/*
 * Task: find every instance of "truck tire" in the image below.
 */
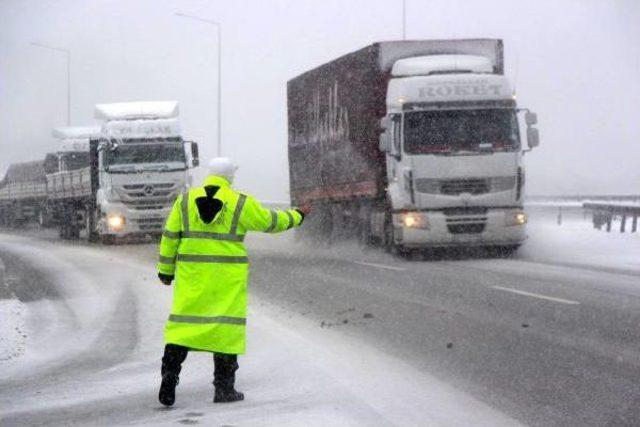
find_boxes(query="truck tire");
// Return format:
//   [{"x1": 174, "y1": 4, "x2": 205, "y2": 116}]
[
  {"x1": 490, "y1": 245, "x2": 520, "y2": 258},
  {"x1": 358, "y1": 222, "x2": 375, "y2": 247},
  {"x1": 85, "y1": 209, "x2": 98, "y2": 242},
  {"x1": 59, "y1": 223, "x2": 70, "y2": 240},
  {"x1": 37, "y1": 210, "x2": 45, "y2": 229},
  {"x1": 383, "y1": 217, "x2": 396, "y2": 254},
  {"x1": 101, "y1": 235, "x2": 115, "y2": 245},
  {"x1": 69, "y1": 225, "x2": 81, "y2": 240},
  {"x1": 384, "y1": 217, "x2": 410, "y2": 258}
]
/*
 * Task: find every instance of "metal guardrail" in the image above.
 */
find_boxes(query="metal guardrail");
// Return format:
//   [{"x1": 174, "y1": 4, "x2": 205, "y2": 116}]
[{"x1": 583, "y1": 202, "x2": 640, "y2": 233}]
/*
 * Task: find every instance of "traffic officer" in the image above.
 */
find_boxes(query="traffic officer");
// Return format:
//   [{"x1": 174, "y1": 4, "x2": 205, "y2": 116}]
[{"x1": 156, "y1": 157, "x2": 309, "y2": 406}]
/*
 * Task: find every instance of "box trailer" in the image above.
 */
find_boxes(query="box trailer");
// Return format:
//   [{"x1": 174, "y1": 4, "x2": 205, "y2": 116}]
[{"x1": 287, "y1": 39, "x2": 539, "y2": 253}]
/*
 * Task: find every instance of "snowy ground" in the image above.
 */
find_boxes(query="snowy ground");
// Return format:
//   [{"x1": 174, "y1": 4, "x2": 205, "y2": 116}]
[
  {"x1": 1, "y1": 209, "x2": 639, "y2": 426},
  {"x1": 0, "y1": 256, "x2": 27, "y2": 362},
  {"x1": 0, "y1": 235, "x2": 516, "y2": 426},
  {"x1": 0, "y1": 300, "x2": 26, "y2": 362}
]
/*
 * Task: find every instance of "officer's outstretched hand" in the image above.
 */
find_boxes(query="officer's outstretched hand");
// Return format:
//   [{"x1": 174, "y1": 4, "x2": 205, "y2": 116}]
[
  {"x1": 158, "y1": 273, "x2": 174, "y2": 286},
  {"x1": 298, "y1": 203, "x2": 312, "y2": 216}
]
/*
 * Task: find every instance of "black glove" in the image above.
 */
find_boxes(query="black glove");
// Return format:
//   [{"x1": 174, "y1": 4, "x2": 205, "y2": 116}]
[{"x1": 158, "y1": 273, "x2": 174, "y2": 286}]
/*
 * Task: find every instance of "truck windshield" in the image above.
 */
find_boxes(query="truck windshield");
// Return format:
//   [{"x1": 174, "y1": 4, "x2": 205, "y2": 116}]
[
  {"x1": 105, "y1": 140, "x2": 186, "y2": 171},
  {"x1": 403, "y1": 109, "x2": 520, "y2": 154}
]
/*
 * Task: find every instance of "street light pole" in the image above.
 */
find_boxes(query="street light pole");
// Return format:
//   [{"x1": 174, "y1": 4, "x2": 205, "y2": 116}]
[
  {"x1": 175, "y1": 12, "x2": 222, "y2": 157},
  {"x1": 31, "y1": 42, "x2": 71, "y2": 126},
  {"x1": 402, "y1": 0, "x2": 407, "y2": 40}
]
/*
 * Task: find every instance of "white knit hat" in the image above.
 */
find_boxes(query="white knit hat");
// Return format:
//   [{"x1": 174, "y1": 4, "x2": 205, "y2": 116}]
[{"x1": 208, "y1": 157, "x2": 238, "y2": 183}]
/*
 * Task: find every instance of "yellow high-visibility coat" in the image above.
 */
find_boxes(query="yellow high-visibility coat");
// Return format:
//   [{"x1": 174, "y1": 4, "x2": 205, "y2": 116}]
[{"x1": 157, "y1": 175, "x2": 303, "y2": 354}]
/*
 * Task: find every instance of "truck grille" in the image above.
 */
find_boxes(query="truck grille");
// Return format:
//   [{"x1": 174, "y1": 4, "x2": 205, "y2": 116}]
[
  {"x1": 445, "y1": 211, "x2": 488, "y2": 235},
  {"x1": 443, "y1": 207, "x2": 488, "y2": 216},
  {"x1": 415, "y1": 177, "x2": 514, "y2": 195},
  {"x1": 133, "y1": 217, "x2": 165, "y2": 231},
  {"x1": 117, "y1": 183, "x2": 178, "y2": 211},
  {"x1": 440, "y1": 179, "x2": 489, "y2": 195},
  {"x1": 447, "y1": 223, "x2": 486, "y2": 234}
]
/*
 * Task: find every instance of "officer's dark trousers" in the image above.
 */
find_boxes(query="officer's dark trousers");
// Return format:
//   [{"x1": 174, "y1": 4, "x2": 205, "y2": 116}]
[{"x1": 161, "y1": 343, "x2": 239, "y2": 391}]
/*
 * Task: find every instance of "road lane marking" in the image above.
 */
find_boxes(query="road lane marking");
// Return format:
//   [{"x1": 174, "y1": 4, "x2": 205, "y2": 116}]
[
  {"x1": 353, "y1": 261, "x2": 405, "y2": 271},
  {"x1": 491, "y1": 286, "x2": 580, "y2": 305}
]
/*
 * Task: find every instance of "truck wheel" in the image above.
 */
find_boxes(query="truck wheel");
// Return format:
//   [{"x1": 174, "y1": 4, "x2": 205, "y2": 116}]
[
  {"x1": 85, "y1": 209, "x2": 98, "y2": 242},
  {"x1": 101, "y1": 235, "x2": 115, "y2": 245},
  {"x1": 69, "y1": 226, "x2": 81, "y2": 240},
  {"x1": 59, "y1": 224, "x2": 70, "y2": 240},
  {"x1": 383, "y1": 218, "x2": 396, "y2": 254},
  {"x1": 384, "y1": 219, "x2": 410, "y2": 258},
  {"x1": 495, "y1": 245, "x2": 520, "y2": 257},
  {"x1": 37, "y1": 210, "x2": 45, "y2": 229},
  {"x1": 358, "y1": 223, "x2": 375, "y2": 247}
]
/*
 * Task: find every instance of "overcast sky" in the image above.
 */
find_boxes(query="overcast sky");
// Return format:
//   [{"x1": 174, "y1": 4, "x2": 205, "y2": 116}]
[{"x1": 1, "y1": 0, "x2": 639, "y2": 199}]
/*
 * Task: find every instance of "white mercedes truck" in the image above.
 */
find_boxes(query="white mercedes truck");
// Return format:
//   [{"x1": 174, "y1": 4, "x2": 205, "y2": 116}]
[
  {"x1": 48, "y1": 101, "x2": 199, "y2": 242},
  {"x1": 288, "y1": 39, "x2": 539, "y2": 254}
]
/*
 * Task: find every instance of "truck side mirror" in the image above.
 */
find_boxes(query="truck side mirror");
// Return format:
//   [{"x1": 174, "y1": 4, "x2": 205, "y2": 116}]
[
  {"x1": 43, "y1": 153, "x2": 59, "y2": 174},
  {"x1": 188, "y1": 141, "x2": 200, "y2": 167},
  {"x1": 379, "y1": 117, "x2": 390, "y2": 131},
  {"x1": 525, "y1": 111, "x2": 538, "y2": 126},
  {"x1": 379, "y1": 132, "x2": 390, "y2": 153},
  {"x1": 527, "y1": 127, "x2": 540, "y2": 149}
]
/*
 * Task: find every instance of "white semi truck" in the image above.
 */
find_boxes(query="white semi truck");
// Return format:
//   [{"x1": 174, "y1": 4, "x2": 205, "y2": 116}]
[
  {"x1": 85, "y1": 101, "x2": 199, "y2": 242},
  {"x1": 288, "y1": 39, "x2": 539, "y2": 254},
  {"x1": 0, "y1": 101, "x2": 200, "y2": 242}
]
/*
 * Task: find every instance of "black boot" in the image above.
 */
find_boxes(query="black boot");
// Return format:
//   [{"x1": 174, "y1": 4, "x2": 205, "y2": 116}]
[
  {"x1": 159, "y1": 344, "x2": 189, "y2": 407},
  {"x1": 213, "y1": 352, "x2": 244, "y2": 403},
  {"x1": 159, "y1": 373, "x2": 179, "y2": 406},
  {"x1": 214, "y1": 388, "x2": 244, "y2": 403}
]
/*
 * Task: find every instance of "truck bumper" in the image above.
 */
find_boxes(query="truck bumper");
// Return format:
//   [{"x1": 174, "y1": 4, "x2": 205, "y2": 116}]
[
  {"x1": 393, "y1": 208, "x2": 527, "y2": 248},
  {"x1": 98, "y1": 205, "x2": 171, "y2": 237}
]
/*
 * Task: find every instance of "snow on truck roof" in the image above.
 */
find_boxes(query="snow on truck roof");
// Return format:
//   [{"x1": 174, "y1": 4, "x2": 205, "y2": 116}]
[
  {"x1": 52, "y1": 126, "x2": 101, "y2": 153},
  {"x1": 392, "y1": 55, "x2": 494, "y2": 77},
  {"x1": 377, "y1": 39, "x2": 503, "y2": 74},
  {"x1": 52, "y1": 126, "x2": 101, "y2": 140},
  {"x1": 94, "y1": 101, "x2": 179, "y2": 120}
]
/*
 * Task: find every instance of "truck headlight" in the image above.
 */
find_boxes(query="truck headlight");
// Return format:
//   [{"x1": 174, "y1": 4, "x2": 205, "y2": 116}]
[
  {"x1": 401, "y1": 212, "x2": 429, "y2": 229},
  {"x1": 107, "y1": 214, "x2": 125, "y2": 231},
  {"x1": 505, "y1": 211, "x2": 527, "y2": 226}
]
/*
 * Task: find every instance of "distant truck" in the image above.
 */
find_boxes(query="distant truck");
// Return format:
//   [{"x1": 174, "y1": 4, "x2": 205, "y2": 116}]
[
  {"x1": 287, "y1": 39, "x2": 539, "y2": 253},
  {"x1": 0, "y1": 101, "x2": 200, "y2": 242},
  {"x1": 52, "y1": 101, "x2": 199, "y2": 241},
  {"x1": 0, "y1": 161, "x2": 48, "y2": 227}
]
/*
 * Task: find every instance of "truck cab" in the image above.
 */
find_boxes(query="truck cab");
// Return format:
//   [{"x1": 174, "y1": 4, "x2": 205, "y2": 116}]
[
  {"x1": 93, "y1": 101, "x2": 199, "y2": 239},
  {"x1": 378, "y1": 54, "x2": 539, "y2": 250}
]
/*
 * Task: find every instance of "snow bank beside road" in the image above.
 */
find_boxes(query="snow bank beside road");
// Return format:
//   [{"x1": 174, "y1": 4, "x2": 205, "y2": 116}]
[{"x1": 523, "y1": 217, "x2": 640, "y2": 274}]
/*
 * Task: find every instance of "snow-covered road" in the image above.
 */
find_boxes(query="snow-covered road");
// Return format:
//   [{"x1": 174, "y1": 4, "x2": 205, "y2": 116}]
[
  {"x1": 2, "y1": 214, "x2": 640, "y2": 426},
  {"x1": 0, "y1": 234, "x2": 517, "y2": 426}
]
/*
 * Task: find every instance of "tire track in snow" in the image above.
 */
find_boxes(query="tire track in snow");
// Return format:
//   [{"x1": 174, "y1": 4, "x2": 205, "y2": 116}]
[{"x1": 0, "y1": 243, "x2": 139, "y2": 400}]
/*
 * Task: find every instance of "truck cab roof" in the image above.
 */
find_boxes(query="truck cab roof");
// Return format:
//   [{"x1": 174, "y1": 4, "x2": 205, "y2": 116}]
[
  {"x1": 392, "y1": 55, "x2": 494, "y2": 77},
  {"x1": 387, "y1": 73, "x2": 514, "y2": 111},
  {"x1": 94, "y1": 101, "x2": 179, "y2": 121}
]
